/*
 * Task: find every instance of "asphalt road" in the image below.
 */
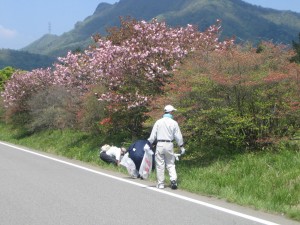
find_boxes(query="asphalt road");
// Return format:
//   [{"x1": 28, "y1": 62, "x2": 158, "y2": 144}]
[{"x1": 0, "y1": 141, "x2": 299, "y2": 225}]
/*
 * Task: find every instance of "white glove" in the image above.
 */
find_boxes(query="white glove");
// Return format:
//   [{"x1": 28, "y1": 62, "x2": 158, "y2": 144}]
[
  {"x1": 144, "y1": 144, "x2": 150, "y2": 151},
  {"x1": 144, "y1": 144, "x2": 153, "y2": 155},
  {"x1": 174, "y1": 153, "x2": 181, "y2": 161},
  {"x1": 180, "y1": 147, "x2": 186, "y2": 155}
]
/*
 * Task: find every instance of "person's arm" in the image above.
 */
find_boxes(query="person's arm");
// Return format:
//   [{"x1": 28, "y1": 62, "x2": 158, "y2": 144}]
[
  {"x1": 148, "y1": 121, "x2": 158, "y2": 144},
  {"x1": 174, "y1": 122, "x2": 184, "y2": 147},
  {"x1": 114, "y1": 147, "x2": 122, "y2": 166},
  {"x1": 174, "y1": 123, "x2": 185, "y2": 155}
]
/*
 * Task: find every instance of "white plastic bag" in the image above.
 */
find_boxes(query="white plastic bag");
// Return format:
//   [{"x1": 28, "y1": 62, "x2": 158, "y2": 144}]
[
  {"x1": 138, "y1": 149, "x2": 153, "y2": 180},
  {"x1": 120, "y1": 153, "x2": 139, "y2": 178}
]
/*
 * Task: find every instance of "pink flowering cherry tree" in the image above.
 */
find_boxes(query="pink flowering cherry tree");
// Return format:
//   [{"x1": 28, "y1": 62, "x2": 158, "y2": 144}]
[{"x1": 1, "y1": 18, "x2": 233, "y2": 134}]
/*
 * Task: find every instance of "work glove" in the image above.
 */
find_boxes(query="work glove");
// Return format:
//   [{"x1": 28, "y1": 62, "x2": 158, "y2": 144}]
[
  {"x1": 144, "y1": 144, "x2": 154, "y2": 155},
  {"x1": 144, "y1": 144, "x2": 150, "y2": 151},
  {"x1": 174, "y1": 153, "x2": 181, "y2": 161},
  {"x1": 180, "y1": 147, "x2": 186, "y2": 155}
]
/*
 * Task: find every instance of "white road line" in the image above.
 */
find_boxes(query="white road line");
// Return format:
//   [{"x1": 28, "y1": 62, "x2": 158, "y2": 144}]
[{"x1": 1, "y1": 141, "x2": 279, "y2": 225}]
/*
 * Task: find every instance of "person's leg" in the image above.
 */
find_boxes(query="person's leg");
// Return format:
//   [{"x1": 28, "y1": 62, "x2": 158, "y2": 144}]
[
  {"x1": 155, "y1": 144, "x2": 165, "y2": 188},
  {"x1": 165, "y1": 156, "x2": 177, "y2": 180},
  {"x1": 130, "y1": 153, "x2": 143, "y2": 171},
  {"x1": 165, "y1": 144, "x2": 177, "y2": 189},
  {"x1": 100, "y1": 152, "x2": 117, "y2": 165}
]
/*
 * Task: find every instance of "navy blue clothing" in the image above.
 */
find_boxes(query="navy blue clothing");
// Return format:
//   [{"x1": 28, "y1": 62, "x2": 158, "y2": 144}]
[{"x1": 127, "y1": 140, "x2": 155, "y2": 171}]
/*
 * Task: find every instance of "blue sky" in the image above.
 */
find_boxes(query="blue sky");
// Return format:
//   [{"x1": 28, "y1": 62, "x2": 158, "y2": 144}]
[{"x1": 1, "y1": 0, "x2": 300, "y2": 50}]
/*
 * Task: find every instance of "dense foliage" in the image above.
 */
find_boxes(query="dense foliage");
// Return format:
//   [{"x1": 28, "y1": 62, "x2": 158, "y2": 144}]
[
  {"x1": 0, "y1": 66, "x2": 16, "y2": 119},
  {"x1": 170, "y1": 42, "x2": 300, "y2": 150},
  {"x1": 1, "y1": 18, "x2": 232, "y2": 136},
  {"x1": 1, "y1": 18, "x2": 299, "y2": 151},
  {"x1": 0, "y1": 66, "x2": 15, "y2": 91}
]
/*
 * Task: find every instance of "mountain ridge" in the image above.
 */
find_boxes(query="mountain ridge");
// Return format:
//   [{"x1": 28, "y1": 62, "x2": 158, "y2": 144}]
[
  {"x1": 22, "y1": 0, "x2": 300, "y2": 57},
  {"x1": 1, "y1": 0, "x2": 300, "y2": 70}
]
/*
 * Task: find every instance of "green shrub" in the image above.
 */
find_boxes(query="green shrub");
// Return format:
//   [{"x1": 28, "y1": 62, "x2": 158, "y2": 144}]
[
  {"x1": 175, "y1": 43, "x2": 300, "y2": 151},
  {"x1": 0, "y1": 66, "x2": 15, "y2": 91}
]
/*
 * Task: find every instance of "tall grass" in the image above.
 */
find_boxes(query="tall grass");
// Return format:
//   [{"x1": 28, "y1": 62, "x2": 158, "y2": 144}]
[
  {"x1": 178, "y1": 149, "x2": 300, "y2": 220},
  {"x1": 0, "y1": 123, "x2": 299, "y2": 221}
]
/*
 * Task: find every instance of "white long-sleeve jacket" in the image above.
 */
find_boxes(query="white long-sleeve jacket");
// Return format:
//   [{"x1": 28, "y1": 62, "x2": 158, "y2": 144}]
[{"x1": 148, "y1": 115, "x2": 184, "y2": 147}]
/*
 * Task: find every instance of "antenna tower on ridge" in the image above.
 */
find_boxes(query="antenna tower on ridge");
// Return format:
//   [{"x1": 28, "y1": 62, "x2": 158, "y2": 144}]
[{"x1": 48, "y1": 22, "x2": 52, "y2": 34}]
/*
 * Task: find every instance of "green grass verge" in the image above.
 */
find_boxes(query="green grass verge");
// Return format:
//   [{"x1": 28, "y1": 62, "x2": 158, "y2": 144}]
[
  {"x1": 0, "y1": 123, "x2": 299, "y2": 221},
  {"x1": 178, "y1": 150, "x2": 300, "y2": 220}
]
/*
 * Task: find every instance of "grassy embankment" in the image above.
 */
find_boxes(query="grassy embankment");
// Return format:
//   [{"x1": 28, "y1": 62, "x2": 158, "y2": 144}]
[{"x1": 0, "y1": 123, "x2": 299, "y2": 222}]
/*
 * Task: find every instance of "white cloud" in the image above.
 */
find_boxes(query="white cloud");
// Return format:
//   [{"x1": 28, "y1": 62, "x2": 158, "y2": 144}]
[{"x1": 0, "y1": 25, "x2": 17, "y2": 38}]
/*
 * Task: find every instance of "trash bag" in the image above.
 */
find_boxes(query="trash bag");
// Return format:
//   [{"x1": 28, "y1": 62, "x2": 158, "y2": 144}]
[
  {"x1": 120, "y1": 153, "x2": 139, "y2": 178},
  {"x1": 138, "y1": 148, "x2": 153, "y2": 180}
]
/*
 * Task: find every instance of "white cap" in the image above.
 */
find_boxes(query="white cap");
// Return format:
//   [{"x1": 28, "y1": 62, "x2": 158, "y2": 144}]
[
  {"x1": 101, "y1": 144, "x2": 111, "y2": 151},
  {"x1": 164, "y1": 105, "x2": 177, "y2": 113}
]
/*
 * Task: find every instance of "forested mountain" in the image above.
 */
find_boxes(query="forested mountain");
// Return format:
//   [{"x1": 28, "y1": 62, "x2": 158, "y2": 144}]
[
  {"x1": 0, "y1": 49, "x2": 55, "y2": 71},
  {"x1": 1, "y1": 0, "x2": 300, "y2": 69},
  {"x1": 22, "y1": 0, "x2": 300, "y2": 57}
]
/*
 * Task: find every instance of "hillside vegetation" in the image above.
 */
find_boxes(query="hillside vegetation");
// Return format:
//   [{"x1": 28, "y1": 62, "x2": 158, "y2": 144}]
[
  {"x1": 0, "y1": 49, "x2": 55, "y2": 70},
  {"x1": 2, "y1": 0, "x2": 300, "y2": 71},
  {"x1": 22, "y1": 0, "x2": 300, "y2": 57},
  {"x1": 0, "y1": 18, "x2": 299, "y2": 221}
]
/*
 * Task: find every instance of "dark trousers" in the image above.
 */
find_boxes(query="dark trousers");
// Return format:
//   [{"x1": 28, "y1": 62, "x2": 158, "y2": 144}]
[
  {"x1": 100, "y1": 151, "x2": 117, "y2": 165},
  {"x1": 128, "y1": 139, "x2": 155, "y2": 171}
]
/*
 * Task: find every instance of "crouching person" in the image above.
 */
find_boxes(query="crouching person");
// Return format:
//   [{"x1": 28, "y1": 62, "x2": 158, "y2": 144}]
[
  {"x1": 123, "y1": 139, "x2": 155, "y2": 179},
  {"x1": 127, "y1": 140, "x2": 155, "y2": 173},
  {"x1": 100, "y1": 144, "x2": 126, "y2": 166}
]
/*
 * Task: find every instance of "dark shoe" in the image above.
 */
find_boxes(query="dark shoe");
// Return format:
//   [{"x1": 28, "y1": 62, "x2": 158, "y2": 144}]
[
  {"x1": 171, "y1": 180, "x2": 177, "y2": 190},
  {"x1": 137, "y1": 174, "x2": 144, "y2": 180}
]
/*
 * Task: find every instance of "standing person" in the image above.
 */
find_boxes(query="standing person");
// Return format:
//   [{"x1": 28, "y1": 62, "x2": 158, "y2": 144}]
[
  {"x1": 100, "y1": 144, "x2": 126, "y2": 166},
  {"x1": 147, "y1": 105, "x2": 186, "y2": 190}
]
